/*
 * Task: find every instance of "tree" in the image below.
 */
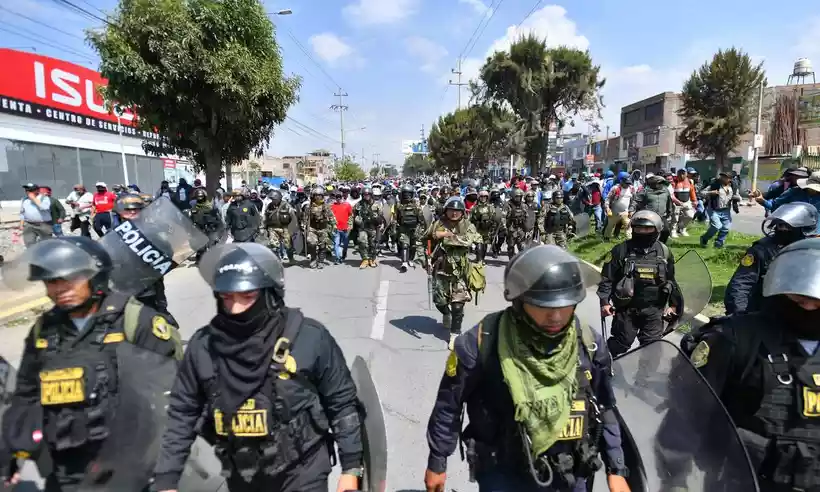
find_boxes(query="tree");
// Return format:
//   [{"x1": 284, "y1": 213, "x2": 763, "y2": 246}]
[
  {"x1": 403, "y1": 153, "x2": 434, "y2": 176},
  {"x1": 678, "y1": 48, "x2": 766, "y2": 171},
  {"x1": 87, "y1": 0, "x2": 300, "y2": 194},
  {"x1": 335, "y1": 159, "x2": 366, "y2": 181},
  {"x1": 428, "y1": 105, "x2": 514, "y2": 175},
  {"x1": 475, "y1": 36, "x2": 604, "y2": 174}
]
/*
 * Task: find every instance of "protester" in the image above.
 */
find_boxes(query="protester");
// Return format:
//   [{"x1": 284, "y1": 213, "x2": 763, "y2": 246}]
[
  {"x1": 330, "y1": 191, "x2": 353, "y2": 264},
  {"x1": 91, "y1": 182, "x2": 117, "y2": 237},
  {"x1": 65, "y1": 184, "x2": 94, "y2": 237},
  {"x1": 40, "y1": 186, "x2": 66, "y2": 237},
  {"x1": 18, "y1": 183, "x2": 53, "y2": 247}
]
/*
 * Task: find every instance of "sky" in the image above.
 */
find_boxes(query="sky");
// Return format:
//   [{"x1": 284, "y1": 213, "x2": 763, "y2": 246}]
[{"x1": 2, "y1": 0, "x2": 820, "y2": 171}]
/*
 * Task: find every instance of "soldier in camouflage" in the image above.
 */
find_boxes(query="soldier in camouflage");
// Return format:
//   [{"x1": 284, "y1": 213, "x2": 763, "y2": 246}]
[
  {"x1": 469, "y1": 188, "x2": 497, "y2": 265},
  {"x1": 489, "y1": 187, "x2": 505, "y2": 258},
  {"x1": 539, "y1": 190, "x2": 576, "y2": 249},
  {"x1": 264, "y1": 189, "x2": 296, "y2": 262},
  {"x1": 421, "y1": 197, "x2": 481, "y2": 349},
  {"x1": 503, "y1": 188, "x2": 528, "y2": 258},
  {"x1": 353, "y1": 188, "x2": 385, "y2": 269},
  {"x1": 395, "y1": 184, "x2": 425, "y2": 272},
  {"x1": 302, "y1": 187, "x2": 335, "y2": 269}
]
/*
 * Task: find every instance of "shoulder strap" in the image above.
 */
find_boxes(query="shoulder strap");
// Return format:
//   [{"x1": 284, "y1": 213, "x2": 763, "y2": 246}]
[
  {"x1": 123, "y1": 298, "x2": 144, "y2": 342},
  {"x1": 271, "y1": 308, "x2": 305, "y2": 374},
  {"x1": 477, "y1": 311, "x2": 503, "y2": 369},
  {"x1": 657, "y1": 242, "x2": 670, "y2": 261},
  {"x1": 576, "y1": 317, "x2": 596, "y2": 354},
  {"x1": 31, "y1": 317, "x2": 44, "y2": 341}
]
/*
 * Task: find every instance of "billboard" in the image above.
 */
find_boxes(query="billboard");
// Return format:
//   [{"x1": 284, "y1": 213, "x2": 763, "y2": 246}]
[
  {"x1": 401, "y1": 139, "x2": 428, "y2": 154},
  {"x1": 0, "y1": 48, "x2": 160, "y2": 142},
  {"x1": 798, "y1": 88, "x2": 820, "y2": 129}
]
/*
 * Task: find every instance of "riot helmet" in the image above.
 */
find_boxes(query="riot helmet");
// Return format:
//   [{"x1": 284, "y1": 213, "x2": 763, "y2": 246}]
[
  {"x1": 511, "y1": 188, "x2": 524, "y2": 204},
  {"x1": 762, "y1": 238, "x2": 820, "y2": 335},
  {"x1": 269, "y1": 190, "x2": 282, "y2": 206},
  {"x1": 629, "y1": 210, "x2": 662, "y2": 248},
  {"x1": 552, "y1": 190, "x2": 564, "y2": 205},
  {"x1": 311, "y1": 187, "x2": 325, "y2": 204},
  {"x1": 115, "y1": 194, "x2": 146, "y2": 220},
  {"x1": 192, "y1": 188, "x2": 208, "y2": 203},
  {"x1": 199, "y1": 243, "x2": 285, "y2": 299},
  {"x1": 400, "y1": 184, "x2": 414, "y2": 203},
  {"x1": 524, "y1": 191, "x2": 535, "y2": 204},
  {"x1": 490, "y1": 189, "x2": 501, "y2": 202},
  {"x1": 443, "y1": 196, "x2": 466, "y2": 221},
  {"x1": 762, "y1": 202, "x2": 819, "y2": 244},
  {"x1": 478, "y1": 189, "x2": 490, "y2": 202},
  {"x1": 361, "y1": 187, "x2": 372, "y2": 202},
  {"x1": 466, "y1": 187, "x2": 478, "y2": 199},
  {"x1": 372, "y1": 187, "x2": 383, "y2": 199}
]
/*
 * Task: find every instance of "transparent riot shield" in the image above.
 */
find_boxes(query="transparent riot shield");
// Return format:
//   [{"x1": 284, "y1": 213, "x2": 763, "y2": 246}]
[
  {"x1": 99, "y1": 197, "x2": 208, "y2": 296},
  {"x1": 611, "y1": 340, "x2": 759, "y2": 492},
  {"x1": 0, "y1": 355, "x2": 14, "y2": 436},
  {"x1": 665, "y1": 250, "x2": 713, "y2": 335},
  {"x1": 176, "y1": 438, "x2": 226, "y2": 492},
  {"x1": 351, "y1": 356, "x2": 387, "y2": 492},
  {"x1": 78, "y1": 342, "x2": 179, "y2": 490},
  {"x1": 574, "y1": 213, "x2": 591, "y2": 238}
]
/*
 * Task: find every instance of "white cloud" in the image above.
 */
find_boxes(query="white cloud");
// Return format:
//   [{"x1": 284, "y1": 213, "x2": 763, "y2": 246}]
[
  {"x1": 486, "y1": 5, "x2": 589, "y2": 56},
  {"x1": 459, "y1": 0, "x2": 490, "y2": 15},
  {"x1": 308, "y1": 33, "x2": 364, "y2": 67},
  {"x1": 343, "y1": 0, "x2": 418, "y2": 27},
  {"x1": 404, "y1": 36, "x2": 448, "y2": 73}
]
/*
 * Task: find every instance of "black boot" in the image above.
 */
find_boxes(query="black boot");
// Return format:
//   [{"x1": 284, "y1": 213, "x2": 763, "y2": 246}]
[
  {"x1": 400, "y1": 246, "x2": 409, "y2": 272},
  {"x1": 449, "y1": 302, "x2": 465, "y2": 350},
  {"x1": 317, "y1": 247, "x2": 326, "y2": 269},
  {"x1": 476, "y1": 243, "x2": 486, "y2": 264}
]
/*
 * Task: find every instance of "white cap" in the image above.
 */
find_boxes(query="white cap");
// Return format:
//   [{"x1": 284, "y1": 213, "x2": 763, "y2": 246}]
[
  {"x1": 645, "y1": 173, "x2": 655, "y2": 179},
  {"x1": 95, "y1": 182, "x2": 107, "y2": 188}
]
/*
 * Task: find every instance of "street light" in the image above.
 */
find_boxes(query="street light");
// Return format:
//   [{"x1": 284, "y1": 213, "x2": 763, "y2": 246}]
[{"x1": 269, "y1": 9, "x2": 292, "y2": 15}]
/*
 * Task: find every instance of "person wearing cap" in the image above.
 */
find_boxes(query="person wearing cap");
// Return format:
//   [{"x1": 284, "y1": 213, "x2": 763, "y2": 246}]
[
  {"x1": 19, "y1": 183, "x2": 54, "y2": 247},
  {"x1": 669, "y1": 168, "x2": 698, "y2": 238},
  {"x1": 628, "y1": 174, "x2": 674, "y2": 243},
  {"x1": 91, "y1": 182, "x2": 117, "y2": 238},
  {"x1": 424, "y1": 245, "x2": 630, "y2": 492},
  {"x1": 153, "y1": 243, "x2": 364, "y2": 492},
  {"x1": 753, "y1": 172, "x2": 820, "y2": 234},
  {"x1": 699, "y1": 171, "x2": 742, "y2": 248},
  {"x1": 66, "y1": 185, "x2": 94, "y2": 238},
  {"x1": 678, "y1": 237, "x2": 820, "y2": 491}
]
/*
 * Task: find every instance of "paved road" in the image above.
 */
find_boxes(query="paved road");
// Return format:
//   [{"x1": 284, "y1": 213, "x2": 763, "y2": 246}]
[
  {"x1": 1, "y1": 254, "x2": 651, "y2": 492},
  {"x1": 729, "y1": 203, "x2": 765, "y2": 237}
]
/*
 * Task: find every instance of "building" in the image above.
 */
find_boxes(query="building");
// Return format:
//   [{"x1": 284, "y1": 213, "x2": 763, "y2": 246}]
[
  {"x1": 0, "y1": 48, "x2": 190, "y2": 202},
  {"x1": 590, "y1": 135, "x2": 621, "y2": 169},
  {"x1": 619, "y1": 92, "x2": 684, "y2": 174},
  {"x1": 561, "y1": 138, "x2": 587, "y2": 172}
]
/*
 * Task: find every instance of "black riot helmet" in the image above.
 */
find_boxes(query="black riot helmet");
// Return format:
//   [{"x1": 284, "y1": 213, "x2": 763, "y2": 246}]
[
  {"x1": 762, "y1": 202, "x2": 818, "y2": 242},
  {"x1": 199, "y1": 243, "x2": 285, "y2": 298},
  {"x1": 192, "y1": 188, "x2": 208, "y2": 203},
  {"x1": 269, "y1": 190, "x2": 282, "y2": 205},
  {"x1": 400, "y1": 184, "x2": 414, "y2": 203},
  {"x1": 552, "y1": 190, "x2": 564, "y2": 204},
  {"x1": 504, "y1": 245, "x2": 586, "y2": 308}
]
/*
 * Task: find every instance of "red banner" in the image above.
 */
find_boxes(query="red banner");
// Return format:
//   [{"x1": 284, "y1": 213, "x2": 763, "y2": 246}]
[
  {"x1": 162, "y1": 158, "x2": 176, "y2": 169},
  {"x1": 0, "y1": 48, "x2": 159, "y2": 141}
]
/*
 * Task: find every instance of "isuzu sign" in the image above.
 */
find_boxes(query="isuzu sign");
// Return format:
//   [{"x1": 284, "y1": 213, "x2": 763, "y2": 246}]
[{"x1": 0, "y1": 48, "x2": 160, "y2": 141}]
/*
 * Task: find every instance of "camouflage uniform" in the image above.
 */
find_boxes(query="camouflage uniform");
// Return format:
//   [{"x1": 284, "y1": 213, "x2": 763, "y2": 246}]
[
  {"x1": 469, "y1": 189, "x2": 498, "y2": 264},
  {"x1": 302, "y1": 188, "x2": 335, "y2": 269},
  {"x1": 539, "y1": 191, "x2": 575, "y2": 249},
  {"x1": 264, "y1": 191, "x2": 295, "y2": 261},
  {"x1": 421, "y1": 197, "x2": 480, "y2": 345},
  {"x1": 395, "y1": 185, "x2": 425, "y2": 271},
  {"x1": 503, "y1": 188, "x2": 529, "y2": 258},
  {"x1": 354, "y1": 190, "x2": 385, "y2": 268}
]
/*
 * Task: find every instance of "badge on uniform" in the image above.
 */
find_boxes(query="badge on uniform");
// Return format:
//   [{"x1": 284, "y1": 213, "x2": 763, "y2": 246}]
[
  {"x1": 278, "y1": 355, "x2": 298, "y2": 380},
  {"x1": 35, "y1": 338, "x2": 48, "y2": 349},
  {"x1": 103, "y1": 332, "x2": 125, "y2": 344},
  {"x1": 242, "y1": 207, "x2": 248, "y2": 212},
  {"x1": 740, "y1": 254, "x2": 755, "y2": 267},
  {"x1": 690, "y1": 340, "x2": 710, "y2": 369},
  {"x1": 152, "y1": 316, "x2": 171, "y2": 341},
  {"x1": 803, "y1": 387, "x2": 820, "y2": 417},
  {"x1": 814, "y1": 374, "x2": 820, "y2": 386},
  {"x1": 445, "y1": 352, "x2": 458, "y2": 377},
  {"x1": 40, "y1": 367, "x2": 85, "y2": 405}
]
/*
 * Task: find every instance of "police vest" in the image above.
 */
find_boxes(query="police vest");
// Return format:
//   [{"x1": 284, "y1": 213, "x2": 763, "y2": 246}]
[
  {"x1": 613, "y1": 243, "x2": 670, "y2": 307},
  {"x1": 308, "y1": 204, "x2": 330, "y2": 229},
  {"x1": 466, "y1": 312, "x2": 603, "y2": 487},
  {"x1": 397, "y1": 203, "x2": 420, "y2": 228},
  {"x1": 33, "y1": 295, "x2": 145, "y2": 451},
  {"x1": 230, "y1": 202, "x2": 253, "y2": 230},
  {"x1": 722, "y1": 316, "x2": 820, "y2": 490},
  {"x1": 508, "y1": 203, "x2": 527, "y2": 226},
  {"x1": 192, "y1": 208, "x2": 221, "y2": 233},
  {"x1": 545, "y1": 205, "x2": 572, "y2": 230},
  {"x1": 265, "y1": 204, "x2": 292, "y2": 228},
  {"x1": 471, "y1": 204, "x2": 493, "y2": 229},
  {"x1": 357, "y1": 201, "x2": 380, "y2": 228},
  {"x1": 200, "y1": 309, "x2": 330, "y2": 481}
]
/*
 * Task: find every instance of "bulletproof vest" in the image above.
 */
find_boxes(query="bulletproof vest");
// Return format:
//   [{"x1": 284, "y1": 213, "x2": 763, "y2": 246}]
[
  {"x1": 308, "y1": 204, "x2": 329, "y2": 229},
  {"x1": 721, "y1": 316, "x2": 820, "y2": 489},
  {"x1": 265, "y1": 203, "x2": 292, "y2": 228},
  {"x1": 545, "y1": 205, "x2": 572, "y2": 230},
  {"x1": 397, "y1": 203, "x2": 420, "y2": 228},
  {"x1": 465, "y1": 313, "x2": 603, "y2": 486},
  {"x1": 641, "y1": 189, "x2": 671, "y2": 217},
  {"x1": 507, "y1": 202, "x2": 527, "y2": 226},
  {"x1": 471, "y1": 204, "x2": 493, "y2": 228},
  {"x1": 34, "y1": 294, "x2": 142, "y2": 451},
  {"x1": 192, "y1": 207, "x2": 220, "y2": 232},
  {"x1": 357, "y1": 201, "x2": 380, "y2": 227},
  {"x1": 613, "y1": 243, "x2": 670, "y2": 308},
  {"x1": 201, "y1": 309, "x2": 330, "y2": 481},
  {"x1": 229, "y1": 201, "x2": 253, "y2": 230}
]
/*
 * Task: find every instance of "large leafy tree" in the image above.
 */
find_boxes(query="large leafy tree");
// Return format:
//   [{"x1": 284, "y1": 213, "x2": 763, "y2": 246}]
[
  {"x1": 88, "y1": 0, "x2": 301, "y2": 194},
  {"x1": 402, "y1": 153, "x2": 434, "y2": 176},
  {"x1": 334, "y1": 158, "x2": 366, "y2": 181},
  {"x1": 428, "y1": 105, "x2": 514, "y2": 175},
  {"x1": 475, "y1": 36, "x2": 604, "y2": 174},
  {"x1": 678, "y1": 48, "x2": 766, "y2": 171}
]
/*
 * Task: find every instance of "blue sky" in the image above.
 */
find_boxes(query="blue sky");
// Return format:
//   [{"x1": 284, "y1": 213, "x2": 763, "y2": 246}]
[{"x1": 2, "y1": 0, "x2": 819, "y2": 170}]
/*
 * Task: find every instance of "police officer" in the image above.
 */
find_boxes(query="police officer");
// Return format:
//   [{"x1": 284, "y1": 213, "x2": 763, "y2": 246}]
[
  {"x1": 539, "y1": 190, "x2": 575, "y2": 249},
  {"x1": 153, "y1": 243, "x2": 363, "y2": 492},
  {"x1": 264, "y1": 189, "x2": 296, "y2": 262},
  {"x1": 353, "y1": 187, "x2": 384, "y2": 269},
  {"x1": 628, "y1": 174, "x2": 674, "y2": 243},
  {"x1": 226, "y1": 189, "x2": 261, "y2": 243},
  {"x1": 189, "y1": 188, "x2": 225, "y2": 263},
  {"x1": 424, "y1": 245, "x2": 630, "y2": 492},
  {"x1": 395, "y1": 184, "x2": 424, "y2": 272},
  {"x1": 724, "y1": 202, "x2": 818, "y2": 315},
  {"x1": 489, "y1": 187, "x2": 506, "y2": 258},
  {"x1": 303, "y1": 187, "x2": 335, "y2": 270},
  {"x1": 677, "y1": 237, "x2": 820, "y2": 491},
  {"x1": 598, "y1": 210, "x2": 682, "y2": 356},
  {"x1": 469, "y1": 188, "x2": 497, "y2": 265},
  {"x1": 504, "y1": 188, "x2": 528, "y2": 258},
  {"x1": 0, "y1": 237, "x2": 182, "y2": 490}
]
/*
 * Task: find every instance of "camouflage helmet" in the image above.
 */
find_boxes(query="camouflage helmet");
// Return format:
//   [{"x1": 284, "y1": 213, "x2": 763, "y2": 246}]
[
  {"x1": 443, "y1": 196, "x2": 467, "y2": 212},
  {"x1": 115, "y1": 194, "x2": 146, "y2": 214},
  {"x1": 512, "y1": 188, "x2": 524, "y2": 199}
]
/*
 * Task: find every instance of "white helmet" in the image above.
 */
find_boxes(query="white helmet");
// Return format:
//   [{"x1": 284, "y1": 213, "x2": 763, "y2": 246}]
[{"x1": 372, "y1": 187, "x2": 383, "y2": 197}]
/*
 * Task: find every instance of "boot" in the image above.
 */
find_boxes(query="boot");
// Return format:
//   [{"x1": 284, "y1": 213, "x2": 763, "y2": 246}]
[
  {"x1": 309, "y1": 251, "x2": 318, "y2": 269},
  {"x1": 400, "y1": 247, "x2": 409, "y2": 273},
  {"x1": 449, "y1": 302, "x2": 465, "y2": 350},
  {"x1": 317, "y1": 248, "x2": 326, "y2": 270},
  {"x1": 670, "y1": 230, "x2": 679, "y2": 239},
  {"x1": 680, "y1": 228, "x2": 689, "y2": 237},
  {"x1": 442, "y1": 312, "x2": 451, "y2": 330},
  {"x1": 360, "y1": 258, "x2": 369, "y2": 269},
  {"x1": 476, "y1": 243, "x2": 486, "y2": 265},
  {"x1": 370, "y1": 258, "x2": 379, "y2": 268}
]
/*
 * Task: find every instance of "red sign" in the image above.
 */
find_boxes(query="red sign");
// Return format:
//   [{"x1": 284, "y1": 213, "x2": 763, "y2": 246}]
[
  {"x1": 0, "y1": 48, "x2": 160, "y2": 141},
  {"x1": 162, "y1": 158, "x2": 176, "y2": 169}
]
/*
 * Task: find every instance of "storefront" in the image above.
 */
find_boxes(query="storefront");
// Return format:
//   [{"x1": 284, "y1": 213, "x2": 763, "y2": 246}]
[{"x1": 0, "y1": 48, "x2": 191, "y2": 202}]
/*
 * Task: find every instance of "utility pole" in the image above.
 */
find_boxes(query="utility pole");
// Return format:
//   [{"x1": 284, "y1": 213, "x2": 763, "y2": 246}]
[
  {"x1": 449, "y1": 59, "x2": 467, "y2": 110},
  {"x1": 752, "y1": 81, "x2": 764, "y2": 192},
  {"x1": 373, "y1": 153, "x2": 381, "y2": 177},
  {"x1": 361, "y1": 146, "x2": 366, "y2": 169},
  {"x1": 331, "y1": 91, "x2": 348, "y2": 162}
]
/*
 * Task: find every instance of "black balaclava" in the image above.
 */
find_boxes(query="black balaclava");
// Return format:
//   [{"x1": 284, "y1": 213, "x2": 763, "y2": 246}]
[
  {"x1": 771, "y1": 296, "x2": 820, "y2": 341},
  {"x1": 629, "y1": 230, "x2": 657, "y2": 250},
  {"x1": 208, "y1": 289, "x2": 285, "y2": 420}
]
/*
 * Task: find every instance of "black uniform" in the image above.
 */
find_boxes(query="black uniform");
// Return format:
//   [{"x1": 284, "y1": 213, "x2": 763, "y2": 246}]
[
  {"x1": 678, "y1": 310, "x2": 820, "y2": 490},
  {"x1": 597, "y1": 240, "x2": 680, "y2": 356},
  {"x1": 191, "y1": 202, "x2": 226, "y2": 261},
  {"x1": 427, "y1": 313, "x2": 626, "y2": 491},
  {"x1": 226, "y1": 198, "x2": 261, "y2": 243},
  {"x1": 724, "y1": 235, "x2": 781, "y2": 315},
  {"x1": 4, "y1": 293, "x2": 180, "y2": 491},
  {"x1": 153, "y1": 308, "x2": 363, "y2": 492}
]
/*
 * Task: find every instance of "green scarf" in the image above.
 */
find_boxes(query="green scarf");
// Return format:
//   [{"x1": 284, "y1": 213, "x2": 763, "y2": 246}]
[
  {"x1": 498, "y1": 307, "x2": 579, "y2": 457},
  {"x1": 195, "y1": 200, "x2": 212, "y2": 211}
]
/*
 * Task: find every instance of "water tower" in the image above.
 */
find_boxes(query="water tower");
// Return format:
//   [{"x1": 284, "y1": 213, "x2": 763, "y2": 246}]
[{"x1": 788, "y1": 58, "x2": 816, "y2": 85}]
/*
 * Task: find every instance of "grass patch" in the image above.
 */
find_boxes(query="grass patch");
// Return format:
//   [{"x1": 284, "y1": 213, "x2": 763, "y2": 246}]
[{"x1": 570, "y1": 222, "x2": 760, "y2": 311}]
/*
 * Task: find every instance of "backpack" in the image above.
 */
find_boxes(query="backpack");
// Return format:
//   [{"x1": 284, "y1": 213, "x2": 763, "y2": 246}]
[{"x1": 467, "y1": 262, "x2": 486, "y2": 299}]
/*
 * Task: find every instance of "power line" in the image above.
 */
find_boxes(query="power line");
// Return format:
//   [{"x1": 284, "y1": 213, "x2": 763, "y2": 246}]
[
  {"x1": 279, "y1": 24, "x2": 342, "y2": 91},
  {"x1": 0, "y1": 6, "x2": 85, "y2": 41},
  {"x1": 463, "y1": 0, "x2": 506, "y2": 59},
  {"x1": 0, "y1": 26, "x2": 96, "y2": 63},
  {"x1": 75, "y1": 0, "x2": 107, "y2": 17},
  {"x1": 285, "y1": 116, "x2": 339, "y2": 143},
  {"x1": 518, "y1": 0, "x2": 546, "y2": 25},
  {"x1": 49, "y1": 0, "x2": 110, "y2": 25},
  {"x1": 458, "y1": 0, "x2": 500, "y2": 60}
]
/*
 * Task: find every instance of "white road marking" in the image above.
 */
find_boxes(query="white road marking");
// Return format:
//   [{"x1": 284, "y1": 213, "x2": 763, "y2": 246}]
[{"x1": 370, "y1": 280, "x2": 390, "y2": 340}]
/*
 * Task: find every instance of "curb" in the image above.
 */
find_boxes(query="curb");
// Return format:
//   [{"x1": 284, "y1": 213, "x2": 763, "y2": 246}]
[
  {"x1": 0, "y1": 295, "x2": 52, "y2": 324},
  {"x1": 580, "y1": 258, "x2": 710, "y2": 330}
]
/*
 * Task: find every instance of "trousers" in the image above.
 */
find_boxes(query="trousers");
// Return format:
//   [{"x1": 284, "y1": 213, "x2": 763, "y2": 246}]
[
  {"x1": 225, "y1": 444, "x2": 331, "y2": 492},
  {"x1": 607, "y1": 305, "x2": 664, "y2": 357}
]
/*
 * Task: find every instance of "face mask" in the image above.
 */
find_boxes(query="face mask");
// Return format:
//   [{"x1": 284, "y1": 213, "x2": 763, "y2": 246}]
[
  {"x1": 772, "y1": 296, "x2": 820, "y2": 340},
  {"x1": 773, "y1": 229, "x2": 804, "y2": 245},
  {"x1": 629, "y1": 233, "x2": 656, "y2": 249}
]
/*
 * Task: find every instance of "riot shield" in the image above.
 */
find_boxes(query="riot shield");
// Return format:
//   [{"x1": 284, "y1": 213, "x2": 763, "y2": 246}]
[
  {"x1": 422, "y1": 204, "x2": 434, "y2": 225},
  {"x1": 79, "y1": 342, "x2": 179, "y2": 490},
  {"x1": 0, "y1": 355, "x2": 14, "y2": 436},
  {"x1": 382, "y1": 202, "x2": 394, "y2": 228},
  {"x1": 351, "y1": 356, "x2": 387, "y2": 492},
  {"x1": 176, "y1": 438, "x2": 226, "y2": 492},
  {"x1": 574, "y1": 213, "x2": 591, "y2": 238},
  {"x1": 665, "y1": 250, "x2": 712, "y2": 334},
  {"x1": 99, "y1": 197, "x2": 208, "y2": 296},
  {"x1": 611, "y1": 340, "x2": 759, "y2": 492}
]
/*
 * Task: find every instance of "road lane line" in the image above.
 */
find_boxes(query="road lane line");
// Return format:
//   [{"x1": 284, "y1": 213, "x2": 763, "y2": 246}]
[{"x1": 370, "y1": 280, "x2": 390, "y2": 340}]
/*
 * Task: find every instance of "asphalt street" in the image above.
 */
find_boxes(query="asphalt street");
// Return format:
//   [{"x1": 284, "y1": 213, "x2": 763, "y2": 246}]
[{"x1": 2, "y1": 252, "x2": 675, "y2": 492}]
